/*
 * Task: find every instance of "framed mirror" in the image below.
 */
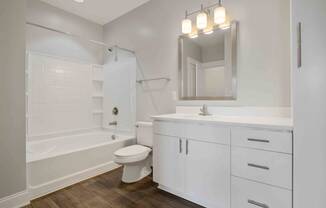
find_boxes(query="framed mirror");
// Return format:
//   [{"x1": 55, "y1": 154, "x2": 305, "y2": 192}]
[{"x1": 178, "y1": 21, "x2": 238, "y2": 100}]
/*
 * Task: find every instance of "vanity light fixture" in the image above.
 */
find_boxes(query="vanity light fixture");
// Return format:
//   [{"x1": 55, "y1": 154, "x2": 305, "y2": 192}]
[
  {"x1": 196, "y1": 5, "x2": 208, "y2": 30},
  {"x1": 181, "y1": 1, "x2": 229, "y2": 38},
  {"x1": 214, "y1": 0, "x2": 226, "y2": 24},
  {"x1": 219, "y1": 22, "x2": 231, "y2": 30},
  {"x1": 189, "y1": 31, "x2": 199, "y2": 39},
  {"x1": 182, "y1": 11, "x2": 192, "y2": 34},
  {"x1": 203, "y1": 14, "x2": 214, "y2": 35},
  {"x1": 189, "y1": 27, "x2": 199, "y2": 39}
]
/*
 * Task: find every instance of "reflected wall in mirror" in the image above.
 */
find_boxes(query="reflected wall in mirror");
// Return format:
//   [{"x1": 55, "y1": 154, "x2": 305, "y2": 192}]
[{"x1": 179, "y1": 21, "x2": 238, "y2": 100}]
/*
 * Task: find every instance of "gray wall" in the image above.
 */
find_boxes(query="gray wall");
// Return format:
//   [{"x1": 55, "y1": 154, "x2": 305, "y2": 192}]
[
  {"x1": 0, "y1": 0, "x2": 27, "y2": 198},
  {"x1": 103, "y1": 0, "x2": 291, "y2": 121},
  {"x1": 26, "y1": 0, "x2": 104, "y2": 64}
]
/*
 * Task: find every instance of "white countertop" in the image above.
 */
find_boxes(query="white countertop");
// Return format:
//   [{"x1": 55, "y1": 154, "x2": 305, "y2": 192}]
[{"x1": 152, "y1": 114, "x2": 293, "y2": 131}]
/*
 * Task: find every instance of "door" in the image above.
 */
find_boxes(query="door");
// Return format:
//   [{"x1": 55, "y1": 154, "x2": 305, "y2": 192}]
[
  {"x1": 153, "y1": 135, "x2": 185, "y2": 193},
  {"x1": 186, "y1": 57, "x2": 199, "y2": 97},
  {"x1": 184, "y1": 139, "x2": 230, "y2": 208},
  {"x1": 292, "y1": 0, "x2": 326, "y2": 207}
]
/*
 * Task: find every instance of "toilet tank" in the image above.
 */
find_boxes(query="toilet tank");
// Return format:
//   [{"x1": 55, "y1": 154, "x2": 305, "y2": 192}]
[{"x1": 136, "y1": 121, "x2": 153, "y2": 147}]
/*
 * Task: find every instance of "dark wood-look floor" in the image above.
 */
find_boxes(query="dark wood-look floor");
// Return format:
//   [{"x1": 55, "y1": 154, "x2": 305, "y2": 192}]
[{"x1": 24, "y1": 168, "x2": 203, "y2": 208}]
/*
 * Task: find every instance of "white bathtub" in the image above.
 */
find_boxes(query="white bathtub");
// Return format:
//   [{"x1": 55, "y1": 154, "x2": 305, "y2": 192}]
[{"x1": 27, "y1": 131, "x2": 135, "y2": 199}]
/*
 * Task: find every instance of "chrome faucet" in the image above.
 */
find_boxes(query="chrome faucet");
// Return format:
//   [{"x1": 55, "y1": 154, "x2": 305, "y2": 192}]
[
  {"x1": 109, "y1": 121, "x2": 117, "y2": 126},
  {"x1": 199, "y1": 104, "x2": 211, "y2": 116}
]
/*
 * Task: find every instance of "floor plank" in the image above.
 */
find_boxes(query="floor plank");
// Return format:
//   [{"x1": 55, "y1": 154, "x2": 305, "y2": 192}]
[{"x1": 25, "y1": 168, "x2": 203, "y2": 208}]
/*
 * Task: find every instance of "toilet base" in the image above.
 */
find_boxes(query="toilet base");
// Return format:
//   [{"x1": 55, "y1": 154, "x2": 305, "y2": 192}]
[{"x1": 121, "y1": 156, "x2": 152, "y2": 183}]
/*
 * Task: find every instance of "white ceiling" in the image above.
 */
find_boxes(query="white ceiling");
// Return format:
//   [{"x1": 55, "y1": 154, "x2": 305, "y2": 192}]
[{"x1": 40, "y1": 0, "x2": 150, "y2": 25}]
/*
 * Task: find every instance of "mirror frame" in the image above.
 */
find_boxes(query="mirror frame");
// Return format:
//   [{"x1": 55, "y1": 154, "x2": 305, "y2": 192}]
[{"x1": 178, "y1": 21, "x2": 238, "y2": 101}]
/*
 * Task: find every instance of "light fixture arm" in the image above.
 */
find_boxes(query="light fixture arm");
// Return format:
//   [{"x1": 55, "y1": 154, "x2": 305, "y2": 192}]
[
  {"x1": 181, "y1": 0, "x2": 228, "y2": 36},
  {"x1": 186, "y1": 2, "x2": 221, "y2": 17}
]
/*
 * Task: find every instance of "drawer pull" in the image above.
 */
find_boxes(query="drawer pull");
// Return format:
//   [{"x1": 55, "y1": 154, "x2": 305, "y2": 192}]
[
  {"x1": 247, "y1": 138, "x2": 270, "y2": 143},
  {"x1": 179, "y1": 139, "x2": 182, "y2": 153},
  {"x1": 248, "y1": 163, "x2": 270, "y2": 170},
  {"x1": 248, "y1": 199, "x2": 269, "y2": 208},
  {"x1": 186, "y1": 140, "x2": 189, "y2": 155}
]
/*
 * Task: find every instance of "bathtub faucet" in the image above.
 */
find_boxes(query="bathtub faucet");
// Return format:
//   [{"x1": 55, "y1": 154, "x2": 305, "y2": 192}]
[{"x1": 109, "y1": 121, "x2": 117, "y2": 126}]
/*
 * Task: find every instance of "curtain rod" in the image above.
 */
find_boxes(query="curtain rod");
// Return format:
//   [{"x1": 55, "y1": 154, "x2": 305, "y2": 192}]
[{"x1": 26, "y1": 21, "x2": 135, "y2": 54}]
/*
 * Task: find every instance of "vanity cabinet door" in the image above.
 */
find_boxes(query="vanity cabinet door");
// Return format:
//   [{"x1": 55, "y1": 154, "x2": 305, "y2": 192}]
[
  {"x1": 153, "y1": 135, "x2": 185, "y2": 193},
  {"x1": 184, "y1": 139, "x2": 230, "y2": 208}
]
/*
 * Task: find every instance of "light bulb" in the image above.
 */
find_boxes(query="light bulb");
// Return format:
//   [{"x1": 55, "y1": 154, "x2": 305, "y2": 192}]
[
  {"x1": 214, "y1": 6, "x2": 226, "y2": 24},
  {"x1": 182, "y1": 19, "x2": 192, "y2": 34},
  {"x1": 196, "y1": 12, "x2": 208, "y2": 30}
]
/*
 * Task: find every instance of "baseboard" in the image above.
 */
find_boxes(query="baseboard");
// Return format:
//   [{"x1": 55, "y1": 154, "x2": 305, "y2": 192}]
[
  {"x1": 0, "y1": 190, "x2": 30, "y2": 208},
  {"x1": 29, "y1": 161, "x2": 121, "y2": 200}
]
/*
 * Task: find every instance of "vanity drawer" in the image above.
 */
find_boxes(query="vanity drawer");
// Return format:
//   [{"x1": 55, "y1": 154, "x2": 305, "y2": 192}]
[
  {"x1": 153, "y1": 121, "x2": 184, "y2": 137},
  {"x1": 231, "y1": 147, "x2": 292, "y2": 189},
  {"x1": 231, "y1": 127, "x2": 292, "y2": 153},
  {"x1": 184, "y1": 123, "x2": 230, "y2": 145},
  {"x1": 231, "y1": 177, "x2": 292, "y2": 208}
]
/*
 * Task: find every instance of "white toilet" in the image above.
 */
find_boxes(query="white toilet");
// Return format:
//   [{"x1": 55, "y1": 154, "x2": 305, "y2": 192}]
[{"x1": 114, "y1": 122, "x2": 153, "y2": 183}]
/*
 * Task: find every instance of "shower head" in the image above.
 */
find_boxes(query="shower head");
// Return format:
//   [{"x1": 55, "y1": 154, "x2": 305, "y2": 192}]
[{"x1": 107, "y1": 47, "x2": 118, "y2": 62}]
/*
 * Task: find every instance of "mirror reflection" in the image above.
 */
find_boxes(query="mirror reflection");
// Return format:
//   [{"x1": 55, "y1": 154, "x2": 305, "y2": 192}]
[{"x1": 179, "y1": 22, "x2": 237, "y2": 100}]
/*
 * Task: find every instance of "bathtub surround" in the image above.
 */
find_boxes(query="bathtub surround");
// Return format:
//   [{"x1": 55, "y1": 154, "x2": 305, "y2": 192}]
[
  {"x1": 26, "y1": 53, "x2": 108, "y2": 140},
  {"x1": 27, "y1": 53, "x2": 99, "y2": 138},
  {"x1": 0, "y1": 0, "x2": 29, "y2": 207},
  {"x1": 103, "y1": 0, "x2": 291, "y2": 121},
  {"x1": 103, "y1": 49, "x2": 137, "y2": 134}
]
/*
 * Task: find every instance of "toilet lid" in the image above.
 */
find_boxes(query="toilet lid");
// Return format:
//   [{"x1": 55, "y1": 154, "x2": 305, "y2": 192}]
[{"x1": 114, "y1": 145, "x2": 151, "y2": 157}]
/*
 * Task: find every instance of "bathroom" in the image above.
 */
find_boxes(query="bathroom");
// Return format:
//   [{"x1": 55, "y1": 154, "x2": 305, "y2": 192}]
[{"x1": 0, "y1": 0, "x2": 325, "y2": 208}]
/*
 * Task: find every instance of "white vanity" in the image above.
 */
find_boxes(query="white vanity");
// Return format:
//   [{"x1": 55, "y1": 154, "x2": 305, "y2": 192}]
[{"x1": 152, "y1": 114, "x2": 293, "y2": 208}]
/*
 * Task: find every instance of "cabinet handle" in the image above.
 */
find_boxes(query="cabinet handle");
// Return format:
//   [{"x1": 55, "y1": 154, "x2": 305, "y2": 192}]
[
  {"x1": 179, "y1": 139, "x2": 182, "y2": 153},
  {"x1": 247, "y1": 138, "x2": 270, "y2": 143},
  {"x1": 297, "y1": 22, "x2": 302, "y2": 68},
  {"x1": 186, "y1": 140, "x2": 189, "y2": 155},
  {"x1": 248, "y1": 199, "x2": 269, "y2": 208},
  {"x1": 248, "y1": 163, "x2": 270, "y2": 170}
]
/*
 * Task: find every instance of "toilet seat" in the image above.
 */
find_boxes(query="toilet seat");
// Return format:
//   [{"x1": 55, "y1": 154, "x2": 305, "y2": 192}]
[{"x1": 114, "y1": 145, "x2": 151, "y2": 164}]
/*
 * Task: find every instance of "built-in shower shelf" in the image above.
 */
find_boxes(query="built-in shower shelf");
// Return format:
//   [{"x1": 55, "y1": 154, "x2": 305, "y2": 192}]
[
  {"x1": 92, "y1": 110, "x2": 104, "y2": 114},
  {"x1": 92, "y1": 94, "x2": 104, "y2": 98}
]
